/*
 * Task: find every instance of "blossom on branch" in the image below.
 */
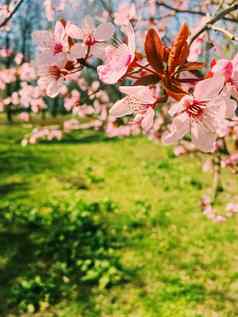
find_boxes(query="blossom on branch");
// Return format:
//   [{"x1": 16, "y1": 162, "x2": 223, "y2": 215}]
[
  {"x1": 114, "y1": 3, "x2": 137, "y2": 26},
  {"x1": 211, "y1": 54, "x2": 238, "y2": 100},
  {"x1": 97, "y1": 23, "x2": 135, "y2": 84},
  {"x1": 36, "y1": 53, "x2": 67, "y2": 97},
  {"x1": 110, "y1": 85, "x2": 157, "y2": 132},
  {"x1": 68, "y1": 16, "x2": 114, "y2": 59},
  {"x1": 162, "y1": 75, "x2": 236, "y2": 152}
]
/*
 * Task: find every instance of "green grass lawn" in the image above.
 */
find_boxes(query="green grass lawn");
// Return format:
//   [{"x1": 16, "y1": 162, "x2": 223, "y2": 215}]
[{"x1": 1, "y1": 122, "x2": 238, "y2": 317}]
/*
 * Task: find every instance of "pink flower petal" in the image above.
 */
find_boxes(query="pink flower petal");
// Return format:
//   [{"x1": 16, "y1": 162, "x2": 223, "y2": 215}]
[
  {"x1": 95, "y1": 23, "x2": 114, "y2": 41},
  {"x1": 232, "y1": 53, "x2": 238, "y2": 70},
  {"x1": 225, "y1": 98, "x2": 236, "y2": 118},
  {"x1": 119, "y1": 86, "x2": 156, "y2": 104},
  {"x1": 221, "y1": 85, "x2": 237, "y2": 118},
  {"x1": 54, "y1": 20, "x2": 65, "y2": 43},
  {"x1": 97, "y1": 64, "x2": 128, "y2": 84},
  {"x1": 168, "y1": 97, "x2": 190, "y2": 116},
  {"x1": 97, "y1": 44, "x2": 132, "y2": 83},
  {"x1": 162, "y1": 113, "x2": 190, "y2": 144},
  {"x1": 121, "y1": 23, "x2": 135, "y2": 54},
  {"x1": 82, "y1": 16, "x2": 95, "y2": 34},
  {"x1": 212, "y1": 59, "x2": 233, "y2": 81},
  {"x1": 32, "y1": 31, "x2": 54, "y2": 50},
  {"x1": 70, "y1": 43, "x2": 86, "y2": 59},
  {"x1": 141, "y1": 108, "x2": 155, "y2": 132},
  {"x1": 47, "y1": 80, "x2": 62, "y2": 97},
  {"x1": 35, "y1": 50, "x2": 55, "y2": 66},
  {"x1": 231, "y1": 71, "x2": 238, "y2": 90},
  {"x1": 90, "y1": 43, "x2": 106, "y2": 59},
  {"x1": 110, "y1": 97, "x2": 133, "y2": 117},
  {"x1": 66, "y1": 23, "x2": 83, "y2": 39},
  {"x1": 194, "y1": 75, "x2": 225, "y2": 100},
  {"x1": 191, "y1": 122, "x2": 216, "y2": 152}
]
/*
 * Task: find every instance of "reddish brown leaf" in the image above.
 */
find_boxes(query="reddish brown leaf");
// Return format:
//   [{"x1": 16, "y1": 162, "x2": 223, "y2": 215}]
[
  {"x1": 68, "y1": 37, "x2": 75, "y2": 48},
  {"x1": 165, "y1": 88, "x2": 187, "y2": 101},
  {"x1": 168, "y1": 23, "x2": 190, "y2": 75},
  {"x1": 163, "y1": 47, "x2": 170, "y2": 63},
  {"x1": 134, "y1": 74, "x2": 160, "y2": 86},
  {"x1": 180, "y1": 61, "x2": 204, "y2": 72},
  {"x1": 145, "y1": 28, "x2": 165, "y2": 73},
  {"x1": 60, "y1": 19, "x2": 66, "y2": 27},
  {"x1": 163, "y1": 78, "x2": 188, "y2": 101}
]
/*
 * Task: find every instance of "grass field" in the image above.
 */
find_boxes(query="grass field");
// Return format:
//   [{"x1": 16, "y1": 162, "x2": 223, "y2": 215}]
[{"x1": 1, "y1": 122, "x2": 238, "y2": 317}]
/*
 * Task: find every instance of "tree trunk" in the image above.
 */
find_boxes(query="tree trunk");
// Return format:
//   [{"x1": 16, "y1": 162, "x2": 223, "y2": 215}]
[{"x1": 6, "y1": 107, "x2": 13, "y2": 123}]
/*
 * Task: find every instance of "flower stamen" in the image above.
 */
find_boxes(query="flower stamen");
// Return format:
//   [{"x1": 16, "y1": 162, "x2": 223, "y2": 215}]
[{"x1": 186, "y1": 99, "x2": 206, "y2": 119}]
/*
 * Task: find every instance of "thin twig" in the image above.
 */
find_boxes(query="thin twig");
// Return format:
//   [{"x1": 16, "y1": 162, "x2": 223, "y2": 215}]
[
  {"x1": 208, "y1": 25, "x2": 237, "y2": 41},
  {"x1": 0, "y1": 0, "x2": 25, "y2": 28},
  {"x1": 211, "y1": 155, "x2": 222, "y2": 205},
  {"x1": 189, "y1": 3, "x2": 238, "y2": 46},
  {"x1": 156, "y1": 1, "x2": 238, "y2": 23}
]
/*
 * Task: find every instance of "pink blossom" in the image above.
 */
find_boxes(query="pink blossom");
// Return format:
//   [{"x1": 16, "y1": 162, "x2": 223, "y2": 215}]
[
  {"x1": 44, "y1": 0, "x2": 66, "y2": 21},
  {"x1": 202, "y1": 159, "x2": 213, "y2": 172},
  {"x1": 19, "y1": 112, "x2": 30, "y2": 122},
  {"x1": 221, "y1": 153, "x2": 238, "y2": 168},
  {"x1": 110, "y1": 86, "x2": 156, "y2": 132},
  {"x1": 11, "y1": 92, "x2": 19, "y2": 105},
  {"x1": 15, "y1": 53, "x2": 24, "y2": 65},
  {"x1": 162, "y1": 75, "x2": 236, "y2": 152},
  {"x1": 69, "y1": 16, "x2": 114, "y2": 60},
  {"x1": 33, "y1": 20, "x2": 70, "y2": 60},
  {"x1": 188, "y1": 36, "x2": 204, "y2": 61},
  {"x1": 106, "y1": 120, "x2": 140, "y2": 138},
  {"x1": 201, "y1": 195, "x2": 226, "y2": 223},
  {"x1": 188, "y1": 17, "x2": 209, "y2": 61},
  {"x1": 0, "y1": 48, "x2": 12, "y2": 58},
  {"x1": 97, "y1": 23, "x2": 135, "y2": 84},
  {"x1": 212, "y1": 54, "x2": 238, "y2": 99},
  {"x1": 226, "y1": 203, "x2": 238, "y2": 214},
  {"x1": 63, "y1": 119, "x2": 80, "y2": 132},
  {"x1": 114, "y1": 3, "x2": 137, "y2": 26},
  {"x1": 19, "y1": 63, "x2": 37, "y2": 81},
  {"x1": 174, "y1": 145, "x2": 187, "y2": 157},
  {"x1": 212, "y1": 59, "x2": 233, "y2": 82},
  {"x1": 0, "y1": 101, "x2": 4, "y2": 112},
  {"x1": 23, "y1": 126, "x2": 63, "y2": 145},
  {"x1": 36, "y1": 53, "x2": 66, "y2": 97}
]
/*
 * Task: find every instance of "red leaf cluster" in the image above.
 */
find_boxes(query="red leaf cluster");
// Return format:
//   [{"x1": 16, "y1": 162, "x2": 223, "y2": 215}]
[{"x1": 144, "y1": 23, "x2": 203, "y2": 101}]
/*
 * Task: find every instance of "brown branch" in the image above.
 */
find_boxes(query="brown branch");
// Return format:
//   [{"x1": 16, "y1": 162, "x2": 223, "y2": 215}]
[
  {"x1": 0, "y1": 0, "x2": 25, "y2": 28},
  {"x1": 211, "y1": 159, "x2": 221, "y2": 205},
  {"x1": 210, "y1": 136, "x2": 230, "y2": 205},
  {"x1": 189, "y1": 3, "x2": 238, "y2": 46},
  {"x1": 208, "y1": 25, "x2": 238, "y2": 41},
  {"x1": 156, "y1": 1, "x2": 238, "y2": 23}
]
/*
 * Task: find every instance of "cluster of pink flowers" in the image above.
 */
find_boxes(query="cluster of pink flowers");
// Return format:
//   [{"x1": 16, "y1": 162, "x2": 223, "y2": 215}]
[
  {"x1": 32, "y1": 8, "x2": 238, "y2": 154},
  {"x1": 201, "y1": 195, "x2": 238, "y2": 223},
  {"x1": 221, "y1": 153, "x2": 238, "y2": 170},
  {"x1": 0, "y1": 51, "x2": 49, "y2": 116},
  {"x1": 106, "y1": 119, "x2": 141, "y2": 138},
  {"x1": 33, "y1": 17, "x2": 114, "y2": 97},
  {"x1": 162, "y1": 75, "x2": 236, "y2": 152},
  {"x1": 22, "y1": 126, "x2": 63, "y2": 146}
]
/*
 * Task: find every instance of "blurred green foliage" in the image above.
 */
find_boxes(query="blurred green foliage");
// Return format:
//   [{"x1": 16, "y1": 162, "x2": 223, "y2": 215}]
[
  {"x1": 0, "y1": 122, "x2": 238, "y2": 316},
  {"x1": 0, "y1": 199, "x2": 124, "y2": 314}
]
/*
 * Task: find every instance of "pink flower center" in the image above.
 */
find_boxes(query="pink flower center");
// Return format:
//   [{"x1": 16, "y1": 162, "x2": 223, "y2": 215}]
[
  {"x1": 53, "y1": 43, "x2": 63, "y2": 55},
  {"x1": 185, "y1": 99, "x2": 206, "y2": 119},
  {"x1": 85, "y1": 34, "x2": 96, "y2": 46},
  {"x1": 48, "y1": 65, "x2": 61, "y2": 80}
]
